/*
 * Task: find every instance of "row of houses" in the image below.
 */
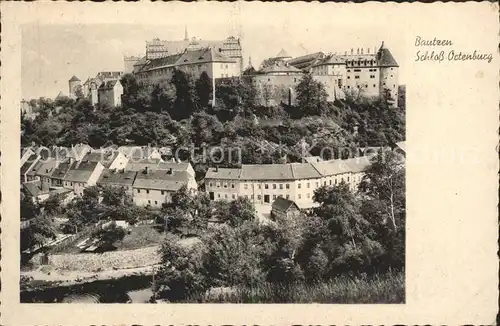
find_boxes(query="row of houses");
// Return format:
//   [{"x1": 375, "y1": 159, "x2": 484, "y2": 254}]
[{"x1": 21, "y1": 144, "x2": 196, "y2": 208}]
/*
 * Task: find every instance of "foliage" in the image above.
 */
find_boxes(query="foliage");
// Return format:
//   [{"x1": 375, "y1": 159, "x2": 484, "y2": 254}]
[
  {"x1": 295, "y1": 73, "x2": 329, "y2": 116},
  {"x1": 90, "y1": 222, "x2": 127, "y2": 251},
  {"x1": 20, "y1": 214, "x2": 57, "y2": 252}
]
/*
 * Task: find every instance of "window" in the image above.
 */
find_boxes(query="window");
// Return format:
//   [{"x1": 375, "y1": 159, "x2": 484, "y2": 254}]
[
  {"x1": 298, "y1": 194, "x2": 302, "y2": 199},
  {"x1": 348, "y1": 176, "x2": 350, "y2": 182},
  {"x1": 148, "y1": 200, "x2": 151, "y2": 204},
  {"x1": 373, "y1": 84, "x2": 376, "y2": 87},
  {"x1": 265, "y1": 184, "x2": 269, "y2": 189},
  {"x1": 286, "y1": 195, "x2": 290, "y2": 199},
  {"x1": 218, "y1": 193, "x2": 221, "y2": 198},
  {"x1": 209, "y1": 182, "x2": 213, "y2": 187},
  {"x1": 307, "y1": 182, "x2": 310, "y2": 188},
  {"x1": 286, "y1": 184, "x2": 290, "y2": 189},
  {"x1": 279, "y1": 184, "x2": 283, "y2": 190},
  {"x1": 370, "y1": 75, "x2": 375, "y2": 78},
  {"x1": 137, "y1": 189, "x2": 141, "y2": 193},
  {"x1": 161, "y1": 190, "x2": 165, "y2": 195},
  {"x1": 354, "y1": 69, "x2": 361, "y2": 72},
  {"x1": 324, "y1": 181, "x2": 327, "y2": 186},
  {"x1": 257, "y1": 184, "x2": 261, "y2": 189},
  {"x1": 257, "y1": 195, "x2": 262, "y2": 200},
  {"x1": 232, "y1": 194, "x2": 236, "y2": 199},
  {"x1": 298, "y1": 183, "x2": 301, "y2": 189},
  {"x1": 347, "y1": 85, "x2": 350, "y2": 89},
  {"x1": 223, "y1": 183, "x2": 228, "y2": 188},
  {"x1": 216, "y1": 182, "x2": 220, "y2": 188},
  {"x1": 224, "y1": 194, "x2": 228, "y2": 199},
  {"x1": 347, "y1": 76, "x2": 350, "y2": 79},
  {"x1": 273, "y1": 195, "x2": 277, "y2": 200},
  {"x1": 347, "y1": 69, "x2": 351, "y2": 72},
  {"x1": 273, "y1": 184, "x2": 277, "y2": 189},
  {"x1": 329, "y1": 180, "x2": 332, "y2": 185},
  {"x1": 231, "y1": 183, "x2": 235, "y2": 188},
  {"x1": 307, "y1": 193, "x2": 310, "y2": 198},
  {"x1": 355, "y1": 76, "x2": 360, "y2": 79},
  {"x1": 155, "y1": 201, "x2": 158, "y2": 205},
  {"x1": 146, "y1": 189, "x2": 150, "y2": 194},
  {"x1": 244, "y1": 184, "x2": 248, "y2": 190},
  {"x1": 365, "y1": 85, "x2": 368, "y2": 88}
]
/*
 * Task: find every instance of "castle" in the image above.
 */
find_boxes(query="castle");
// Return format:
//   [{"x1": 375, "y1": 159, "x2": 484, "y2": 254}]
[
  {"x1": 65, "y1": 72, "x2": 124, "y2": 107},
  {"x1": 253, "y1": 41, "x2": 400, "y2": 107}
]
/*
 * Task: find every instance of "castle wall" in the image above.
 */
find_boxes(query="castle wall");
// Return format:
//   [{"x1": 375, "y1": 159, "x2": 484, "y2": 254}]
[{"x1": 379, "y1": 66, "x2": 399, "y2": 105}]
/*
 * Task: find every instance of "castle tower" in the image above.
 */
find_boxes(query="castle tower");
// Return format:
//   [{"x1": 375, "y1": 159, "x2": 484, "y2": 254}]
[
  {"x1": 68, "y1": 75, "x2": 81, "y2": 99},
  {"x1": 220, "y1": 36, "x2": 243, "y2": 73},
  {"x1": 376, "y1": 41, "x2": 399, "y2": 107}
]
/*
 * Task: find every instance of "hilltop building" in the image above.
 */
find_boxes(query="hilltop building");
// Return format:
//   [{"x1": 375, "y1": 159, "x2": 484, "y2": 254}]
[{"x1": 257, "y1": 42, "x2": 400, "y2": 106}]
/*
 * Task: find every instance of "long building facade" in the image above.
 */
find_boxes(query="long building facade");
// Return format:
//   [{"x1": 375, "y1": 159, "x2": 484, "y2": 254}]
[{"x1": 204, "y1": 156, "x2": 373, "y2": 209}]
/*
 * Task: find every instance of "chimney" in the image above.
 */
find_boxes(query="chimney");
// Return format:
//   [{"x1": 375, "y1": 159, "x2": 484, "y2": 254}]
[
  {"x1": 167, "y1": 168, "x2": 173, "y2": 175},
  {"x1": 361, "y1": 48, "x2": 363, "y2": 54},
  {"x1": 367, "y1": 48, "x2": 370, "y2": 54},
  {"x1": 356, "y1": 48, "x2": 359, "y2": 54},
  {"x1": 144, "y1": 166, "x2": 149, "y2": 174},
  {"x1": 350, "y1": 48, "x2": 353, "y2": 55}
]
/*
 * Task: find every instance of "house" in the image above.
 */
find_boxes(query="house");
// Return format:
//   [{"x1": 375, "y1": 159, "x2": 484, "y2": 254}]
[
  {"x1": 22, "y1": 180, "x2": 51, "y2": 203},
  {"x1": 132, "y1": 168, "x2": 197, "y2": 208},
  {"x1": 157, "y1": 161, "x2": 196, "y2": 178},
  {"x1": 50, "y1": 161, "x2": 73, "y2": 188},
  {"x1": 25, "y1": 160, "x2": 44, "y2": 182},
  {"x1": 62, "y1": 161, "x2": 105, "y2": 196},
  {"x1": 35, "y1": 158, "x2": 62, "y2": 189},
  {"x1": 96, "y1": 169, "x2": 138, "y2": 197},
  {"x1": 117, "y1": 146, "x2": 162, "y2": 161},
  {"x1": 20, "y1": 154, "x2": 41, "y2": 183},
  {"x1": 82, "y1": 151, "x2": 129, "y2": 170},
  {"x1": 98, "y1": 80, "x2": 123, "y2": 107},
  {"x1": 271, "y1": 197, "x2": 301, "y2": 220},
  {"x1": 21, "y1": 147, "x2": 36, "y2": 166}
]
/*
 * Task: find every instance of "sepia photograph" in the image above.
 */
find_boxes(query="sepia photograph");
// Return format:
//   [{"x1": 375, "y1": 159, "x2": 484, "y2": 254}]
[{"x1": 18, "y1": 17, "x2": 406, "y2": 304}]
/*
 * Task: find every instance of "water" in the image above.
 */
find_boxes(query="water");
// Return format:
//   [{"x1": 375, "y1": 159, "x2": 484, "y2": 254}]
[{"x1": 21, "y1": 274, "x2": 154, "y2": 303}]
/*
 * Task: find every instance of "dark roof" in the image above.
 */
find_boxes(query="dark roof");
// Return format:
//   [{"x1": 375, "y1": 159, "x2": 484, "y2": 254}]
[
  {"x1": 272, "y1": 197, "x2": 299, "y2": 212},
  {"x1": 376, "y1": 42, "x2": 398, "y2": 67},
  {"x1": 97, "y1": 169, "x2": 137, "y2": 187},
  {"x1": 157, "y1": 161, "x2": 190, "y2": 172},
  {"x1": 260, "y1": 63, "x2": 303, "y2": 74},
  {"x1": 69, "y1": 75, "x2": 80, "y2": 82},
  {"x1": 287, "y1": 52, "x2": 325, "y2": 70},
  {"x1": 205, "y1": 167, "x2": 242, "y2": 180},
  {"x1": 96, "y1": 71, "x2": 123, "y2": 79},
  {"x1": 21, "y1": 155, "x2": 39, "y2": 174},
  {"x1": 175, "y1": 48, "x2": 235, "y2": 66},
  {"x1": 51, "y1": 161, "x2": 73, "y2": 179},
  {"x1": 35, "y1": 158, "x2": 59, "y2": 178},
  {"x1": 27, "y1": 160, "x2": 44, "y2": 176},
  {"x1": 63, "y1": 161, "x2": 101, "y2": 183},
  {"x1": 23, "y1": 180, "x2": 50, "y2": 197},
  {"x1": 82, "y1": 151, "x2": 119, "y2": 168},
  {"x1": 133, "y1": 170, "x2": 191, "y2": 191}
]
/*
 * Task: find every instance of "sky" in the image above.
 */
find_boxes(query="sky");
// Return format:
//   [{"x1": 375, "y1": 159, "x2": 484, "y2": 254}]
[{"x1": 21, "y1": 6, "x2": 408, "y2": 100}]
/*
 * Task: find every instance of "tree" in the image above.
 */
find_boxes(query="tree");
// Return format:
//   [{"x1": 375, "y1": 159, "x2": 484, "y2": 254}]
[
  {"x1": 195, "y1": 72, "x2": 212, "y2": 110},
  {"x1": 172, "y1": 69, "x2": 198, "y2": 120},
  {"x1": 151, "y1": 79, "x2": 175, "y2": 113},
  {"x1": 20, "y1": 214, "x2": 57, "y2": 252},
  {"x1": 295, "y1": 73, "x2": 328, "y2": 116},
  {"x1": 41, "y1": 193, "x2": 64, "y2": 216},
  {"x1": 91, "y1": 222, "x2": 127, "y2": 251},
  {"x1": 359, "y1": 150, "x2": 405, "y2": 232}
]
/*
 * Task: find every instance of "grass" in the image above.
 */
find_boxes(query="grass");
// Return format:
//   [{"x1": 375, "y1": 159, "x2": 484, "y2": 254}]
[
  {"x1": 115, "y1": 225, "x2": 166, "y2": 251},
  {"x1": 190, "y1": 271, "x2": 404, "y2": 304}
]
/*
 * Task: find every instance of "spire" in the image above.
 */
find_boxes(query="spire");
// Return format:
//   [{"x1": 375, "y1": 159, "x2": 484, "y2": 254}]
[
  {"x1": 184, "y1": 25, "x2": 189, "y2": 41},
  {"x1": 248, "y1": 56, "x2": 253, "y2": 68}
]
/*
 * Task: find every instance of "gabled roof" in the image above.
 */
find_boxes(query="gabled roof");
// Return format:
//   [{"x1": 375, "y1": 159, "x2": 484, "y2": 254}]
[
  {"x1": 205, "y1": 167, "x2": 241, "y2": 180},
  {"x1": 26, "y1": 160, "x2": 44, "y2": 176},
  {"x1": 51, "y1": 161, "x2": 73, "y2": 179},
  {"x1": 118, "y1": 146, "x2": 158, "y2": 159},
  {"x1": 260, "y1": 63, "x2": 303, "y2": 74},
  {"x1": 23, "y1": 180, "x2": 50, "y2": 197},
  {"x1": 97, "y1": 169, "x2": 137, "y2": 187},
  {"x1": 272, "y1": 197, "x2": 299, "y2": 212},
  {"x1": 69, "y1": 75, "x2": 80, "y2": 82},
  {"x1": 125, "y1": 158, "x2": 162, "y2": 172},
  {"x1": 21, "y1": 154, "x2": 39, "y2": 175},
  {"x1": 275, "y1": 48, "x2": 291, "y2": 59},
  {"x1": 133, "y1": 170, "x2": 191, "y2": 191},
  {"x1": 240, "y1": 164, "x2": 295, "y2": 181},
  {"x1": 82, "y1": 151, "x2": 120, "y2": 168},
  {"x1": 35, "y1": 158, "x2": 60, "y2": 178},
  {"x1": 63, "y1": 161, "x2": 102, "y2": 183},
  {"x1": 175, "y1": 48, "x2": 236, "y2": 66},
  {"x1": 157, "y1": 161, "x2": 190, "y2": 172}
]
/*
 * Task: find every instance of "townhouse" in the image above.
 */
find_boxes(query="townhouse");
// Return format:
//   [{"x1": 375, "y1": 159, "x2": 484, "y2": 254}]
[
  {"x1": 96, "y1": 169, "x2": 138, "y2": 197},
  {"x1": 132, "y1": 167, "x2": 197, "y2": 208},
  {"x1": 82, "y1": 151, "x2": 129, "y2": 170},
  {"x1": 62, "y1": 161, "x2": 105, "y2": 196},
  {"x1": 205, "y1": 155, "x2": 373, "y2": 209}
]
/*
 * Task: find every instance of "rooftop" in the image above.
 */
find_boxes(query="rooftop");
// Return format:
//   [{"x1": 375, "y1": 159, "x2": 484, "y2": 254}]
[
  {"x1": 133, "y1": 170, "x2": 191, "y2": 191},
  {"x1": 272, "y1": 196, "x2": 299, "y2": 212},
  {"x1": 97, "y1": 169, "x2": 137, "y2": 186},
  {"x1": 63, "y1": 161, "x2": 101, "y2": 183}
]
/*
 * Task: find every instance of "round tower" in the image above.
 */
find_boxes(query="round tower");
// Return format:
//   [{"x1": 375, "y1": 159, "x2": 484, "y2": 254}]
[
  {"x1": 376, "y1": 42, "x2": 399, "y2": 106},
  {"x1": 68, "y1": 75, "x2": 81, "y2": 98}
]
